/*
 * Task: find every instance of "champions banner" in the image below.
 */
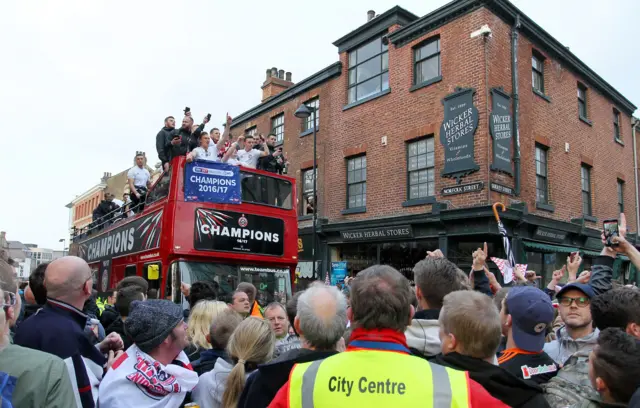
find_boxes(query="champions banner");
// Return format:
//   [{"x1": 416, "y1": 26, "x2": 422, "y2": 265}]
[{"x1": 184, "y1": 161, "x2": 241, "y2": 204}]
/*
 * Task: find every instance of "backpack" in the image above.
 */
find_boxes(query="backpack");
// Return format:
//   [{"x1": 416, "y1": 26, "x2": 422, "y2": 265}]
[
  {"x1": 0, "y1": 371, "x2": 17, "y2": 408},
  {"x1": 543, "y1": 350, "x2": 600, "y2": 407}
]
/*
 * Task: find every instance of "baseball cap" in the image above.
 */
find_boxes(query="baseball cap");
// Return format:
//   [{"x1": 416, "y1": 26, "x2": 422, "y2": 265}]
[
  {"x1": 506, "y1": 286, "x2": 555, "y2": 352},
  {"x1": 556, "y1": 282, "x2": 595, "y2": 299}
]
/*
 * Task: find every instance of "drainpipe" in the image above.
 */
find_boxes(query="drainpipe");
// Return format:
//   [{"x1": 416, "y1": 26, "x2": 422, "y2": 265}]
[
  {"x1": 511, "y1": 15, "x2": 522, "y2": 196},
  {"x1": 633, "y1": 117, "x2": 639, "y2": 231}
]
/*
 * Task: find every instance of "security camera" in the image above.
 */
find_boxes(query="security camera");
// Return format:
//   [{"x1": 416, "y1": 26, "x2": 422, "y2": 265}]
[
  {"x1": 470, "y1": 24, "x2": 492, "y2": 38},
  {"x1": 381, "y1": 35, "x2": 389, "y2": 46}
]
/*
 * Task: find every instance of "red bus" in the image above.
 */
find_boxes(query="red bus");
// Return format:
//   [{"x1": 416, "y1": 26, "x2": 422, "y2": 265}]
[{"x1": 70, "y1": 156, "x2": 298, "y2": 309}]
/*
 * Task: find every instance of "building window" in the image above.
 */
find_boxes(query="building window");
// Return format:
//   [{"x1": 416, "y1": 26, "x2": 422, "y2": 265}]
[
  {"x1": 302, "y1": 98, "x2": 319, "y2": 132},
  {"x1": 414, "y1": 37, "x2": 440, "y2": 86},
  {"x1": 577, "y1": 83, "x2": 587, "y2": 119},
  {"x1": 618, "y1": 179, "x2": 624, "y2": 214},
  {"x1": 302, "y1": 169, "x2": 316, "y2": 215},
  {"x1": 532, "y1": 53, "x2": 545, "y2": 94},
  {"x1": 613, "y1": 108, "x2": 621, "y2": 141},
  {"x1": 536, "y1": 145, "x2": 549, "y2": 204},
  {"x1": 581, "y1": 164, "x2": 592, "y2": 216},
  {"x1": 348, "y1": 37, "x2": 389, "y2": 104},
  {"x1": 271, "y1": 114, "x2": 284, "y2": 144},
  {"x1": 347, "y1": 156, "x2": 366, "y2": 209},
  {"x1": 407, "y1": 137, "x2": 435, "y2": 199},
  {"x1": 246, "y1": 126, "x2": 257, "y2": 137}
]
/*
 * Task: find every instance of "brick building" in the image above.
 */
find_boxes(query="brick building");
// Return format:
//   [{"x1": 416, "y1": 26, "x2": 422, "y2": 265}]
[{"x1": 230, "y1": 0, "x2": 639, "y2": 286}]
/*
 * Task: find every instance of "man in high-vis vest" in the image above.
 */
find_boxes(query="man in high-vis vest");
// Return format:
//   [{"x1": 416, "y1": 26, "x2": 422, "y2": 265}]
[
  {"x1": 268, "y1": 265, "x2": 505, "y2": 408},
  {"x1": 237, "y1": 282, "x2": 264, "y2": 318}
]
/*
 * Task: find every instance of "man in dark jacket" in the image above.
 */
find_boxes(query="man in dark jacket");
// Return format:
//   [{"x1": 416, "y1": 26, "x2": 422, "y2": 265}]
[
  {"x1": 156, "y1": 116, "x2": 176, "y2": 171},
  {"x1": 92, "y1": 194, "x2": 118, "y2": 230},
  {"x1": 105, "y1": 286, "x2": 143, "y2": 351},
  {"x1": 436, "y1": 290, "x2": 550, "y2": 407},
  {"x1": 14, "y1": 256, "x2": 124, "y2": 407},
  {"x1": 165, "y1": 114, "x2": 210, "y2": 163},
  {"x1": 257, "y1": 134, "x2": 285, "y2": 174},
  {"x1": 238, "y1": 283, "x2": 346, "y2": 408}
]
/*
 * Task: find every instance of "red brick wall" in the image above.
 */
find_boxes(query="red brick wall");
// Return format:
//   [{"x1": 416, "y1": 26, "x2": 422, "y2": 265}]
[
  {"x1": 232, "y1": 6, "x2": 637, "y2": 232},
  {"x1": 73, "y1": 190, "x2": 104, "y2": 228}
]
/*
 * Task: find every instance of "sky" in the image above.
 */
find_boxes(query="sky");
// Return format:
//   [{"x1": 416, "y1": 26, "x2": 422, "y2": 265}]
[{"x1": 0, "y1": 0, "x2": 638, "y2": 250}]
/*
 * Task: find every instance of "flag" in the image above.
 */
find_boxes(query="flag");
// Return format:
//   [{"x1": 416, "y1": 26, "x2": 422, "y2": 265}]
[{"x1": 491, "y1": 257, "x2": 527, "y2": 283}]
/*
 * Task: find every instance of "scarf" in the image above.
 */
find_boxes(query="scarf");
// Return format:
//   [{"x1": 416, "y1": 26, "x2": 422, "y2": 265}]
[{"x1": 98, "y1": 344, "x2": 198, "y2": 408}]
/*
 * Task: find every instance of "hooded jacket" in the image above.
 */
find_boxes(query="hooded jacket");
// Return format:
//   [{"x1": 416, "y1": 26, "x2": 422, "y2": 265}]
[
  {"x1": 435, "y1": 352, "x2": 550, "y2": 408},
  {"x1": 99, "y1": 304, "x2": 119, "y2": 330},
  {"x1": 192, "y1": 348, "x2": 228, "y2": 376},
  {"x1": 104, "y1": 318, "x2": 133, "y2": 351},
  {"x1": 405, "y1": 309, "x2": 442, "y2": 359},
  {"x1": 192, "y1": 358, "x2": 250, "y2": 408},
  {"x1": 238, "y1": 348, "x2": 338, "y2": 408},
  {"x1": 543, "y1": 326, "x2": 600, "y2": 365},
  {"x1": 257, "y1": 143, "x2": 284, "y2": 174}
]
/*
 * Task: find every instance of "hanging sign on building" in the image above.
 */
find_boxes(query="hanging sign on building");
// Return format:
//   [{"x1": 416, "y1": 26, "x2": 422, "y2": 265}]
[
  {"x1": 440, "y1": 87, "x2": 480, "y2": 183},
  {"x1": 442, "y1": 182, "x2": 484, "y2": 196},
  {"x1": 489, "y1": 88, "x2": 513, "y2": 175}
]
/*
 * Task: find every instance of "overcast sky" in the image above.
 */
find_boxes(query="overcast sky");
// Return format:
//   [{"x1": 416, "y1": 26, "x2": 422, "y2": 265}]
[{"x1": 0, "y1": 0, "x2": 638, "y2": 250}]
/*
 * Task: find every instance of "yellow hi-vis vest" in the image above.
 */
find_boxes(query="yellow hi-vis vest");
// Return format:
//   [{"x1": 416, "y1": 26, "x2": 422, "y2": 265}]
[{"x1": 288, "y1": 349, "x2": 471, "y2": 408}]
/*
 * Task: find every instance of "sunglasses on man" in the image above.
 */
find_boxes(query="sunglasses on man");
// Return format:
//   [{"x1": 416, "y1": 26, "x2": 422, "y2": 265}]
[{"x1": 558, "y1": 296, "x2": 590, "y2": 308}]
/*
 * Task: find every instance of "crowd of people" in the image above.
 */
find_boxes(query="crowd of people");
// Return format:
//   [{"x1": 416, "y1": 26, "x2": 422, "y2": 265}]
[
  {"x1": 85, "y1": 109, "x2": 290, "y2": 235},
  {"x1": 156, "y1": 109, "x2": 288, "y2": 173},
  {"x1": 2, "y1": 212, "x2": 640, "y2": 407}
]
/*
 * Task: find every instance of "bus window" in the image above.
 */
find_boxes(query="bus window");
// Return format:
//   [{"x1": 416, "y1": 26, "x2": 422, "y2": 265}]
[
  {"x1": 125, "y1": 264, "x2": 137, "y2": 277},
  {"x1": 239, "y1": 266, "x2": 291, "y2": 307},
  {"x1": 144, "y1": 262, "x2": 161, "y2": 292},
  {"x1": 177, "y1": 261, "x2": 238, "y2": 305},
  {"x1": 239, "y1": 171, "x2": 292, "y2": 209},
  {"x1": 147, "y1": 171, "x2": 171, "y2": 205}
]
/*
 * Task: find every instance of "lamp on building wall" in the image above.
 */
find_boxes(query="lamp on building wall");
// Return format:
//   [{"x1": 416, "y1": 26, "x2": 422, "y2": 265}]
[{"x1": 294, "y1": 103, "x2": 318, "y2": 279}]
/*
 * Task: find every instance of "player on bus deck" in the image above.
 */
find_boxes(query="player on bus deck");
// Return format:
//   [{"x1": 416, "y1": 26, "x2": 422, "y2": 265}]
[{"x1": 127, "y1": 153, "x2": 152, "y2": 214}]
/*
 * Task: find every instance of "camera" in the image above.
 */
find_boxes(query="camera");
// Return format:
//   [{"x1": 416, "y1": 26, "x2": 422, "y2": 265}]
[{"x1": 206, "y1": 113, "x2": 211, "y2": 121}]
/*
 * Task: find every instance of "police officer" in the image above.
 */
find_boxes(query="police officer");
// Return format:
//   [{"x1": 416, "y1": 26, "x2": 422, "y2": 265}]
[{"x1": 268, "y1": 265, "x2": 505, "y2": 408}]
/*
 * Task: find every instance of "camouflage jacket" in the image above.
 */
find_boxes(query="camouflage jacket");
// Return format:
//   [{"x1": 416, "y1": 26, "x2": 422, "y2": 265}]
[{"x1": 543, "y1": 349, "x2": 600, "y2": 407}]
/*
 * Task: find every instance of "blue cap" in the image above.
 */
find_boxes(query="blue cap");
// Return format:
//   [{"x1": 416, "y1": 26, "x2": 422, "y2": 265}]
[
  {"x1": 556, "y1": 282, "x2": 595, "y2": 299},
  {"x1": 506, "y1": 286, "x2": 555, "y2": 352}
]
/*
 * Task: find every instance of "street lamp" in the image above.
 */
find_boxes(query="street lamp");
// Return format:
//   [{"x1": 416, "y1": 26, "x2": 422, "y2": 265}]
[
  {"x1": 294, "y1": 103, "x2": 318, "y2": 280},
  {"x1": 59, "y1": 238, "x2": 67, "y2": 256}
]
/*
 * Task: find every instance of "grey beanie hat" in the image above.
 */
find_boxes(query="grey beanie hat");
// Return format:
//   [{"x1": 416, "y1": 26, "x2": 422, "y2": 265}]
[{"x1": 124, "y1": 299, "x2": 184, "y2": 353}]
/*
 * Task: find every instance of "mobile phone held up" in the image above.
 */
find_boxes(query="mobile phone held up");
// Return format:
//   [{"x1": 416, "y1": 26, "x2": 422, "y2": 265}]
[
  {"x1": 603, "y1": 219, "x2": 620, "y2": 247},
  {"x1": 184, "y1": 106, "x2": 190, "y2": 115}
]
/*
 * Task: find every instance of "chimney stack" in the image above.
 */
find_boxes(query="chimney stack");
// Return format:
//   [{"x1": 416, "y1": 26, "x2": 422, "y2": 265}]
[
  {"x1": 367, "y1": 10, "x2": 375, "y2": 21},
  {"x1": 262, "y1": 67, "x2": 295, "y2": 102}
]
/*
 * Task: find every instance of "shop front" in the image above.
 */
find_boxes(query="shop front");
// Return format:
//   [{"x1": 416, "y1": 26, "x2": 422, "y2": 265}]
[{"x1": 312, "y1": 204, "x2": 637, "y2": 287}]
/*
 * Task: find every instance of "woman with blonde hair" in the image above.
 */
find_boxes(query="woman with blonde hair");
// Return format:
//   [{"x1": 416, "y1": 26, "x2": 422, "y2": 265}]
[
  {"x1": 193, "y1": 317, "x2": 275, "y2": 408},
  {"x1": 185, "y1": 300, "x2": 228, "y2": 361}
]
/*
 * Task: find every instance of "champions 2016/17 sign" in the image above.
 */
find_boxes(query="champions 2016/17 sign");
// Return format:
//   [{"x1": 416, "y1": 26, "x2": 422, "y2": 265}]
[{"x1": 184, "y1": 161, "x2": 241, "y2": 204}]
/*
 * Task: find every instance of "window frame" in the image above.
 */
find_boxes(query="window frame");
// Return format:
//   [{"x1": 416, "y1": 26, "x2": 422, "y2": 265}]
[
  {"x1": 613, "y1": 108, "x2": 621, "y2": 141},
  {"x1": 406, "y1": 137, "x2": 436, "y2": 201},
  {"x1": 581, "y1": 164, "x2": 592, "y2": 216},
  {"x1": 301, "y1": 168, "x2": 316, "y2": 215},
  {"x1": 271, "y1": 113, "x2": 284, "y2": 145},
  {"x1": 245, "y1": 126, "x2": 257, "y2": 137},
  {"x1": 413, "y1": 37, "x2": 441, "y2": 87},
  {"x1": 301, "y1": 98, "x2": 320, "y2": 133},
  {"x1": 618, "y1": 179, "x2": 625, "y2": 214},
  {"x1": 346, "y1": 155, "x2": 367, "y2": 210},
  {"x1": 347, "y1": 37, "x2": 389, "y2": 105},
  {"x1": 577, "y1": 83, "x2": 588, "y2": 119},
  {"x1": 532, "y1": 53, "x2": 545, "y2": 94},
  {"x1": 535, "y1": 145, "x2": 549, "y2": 205}
]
